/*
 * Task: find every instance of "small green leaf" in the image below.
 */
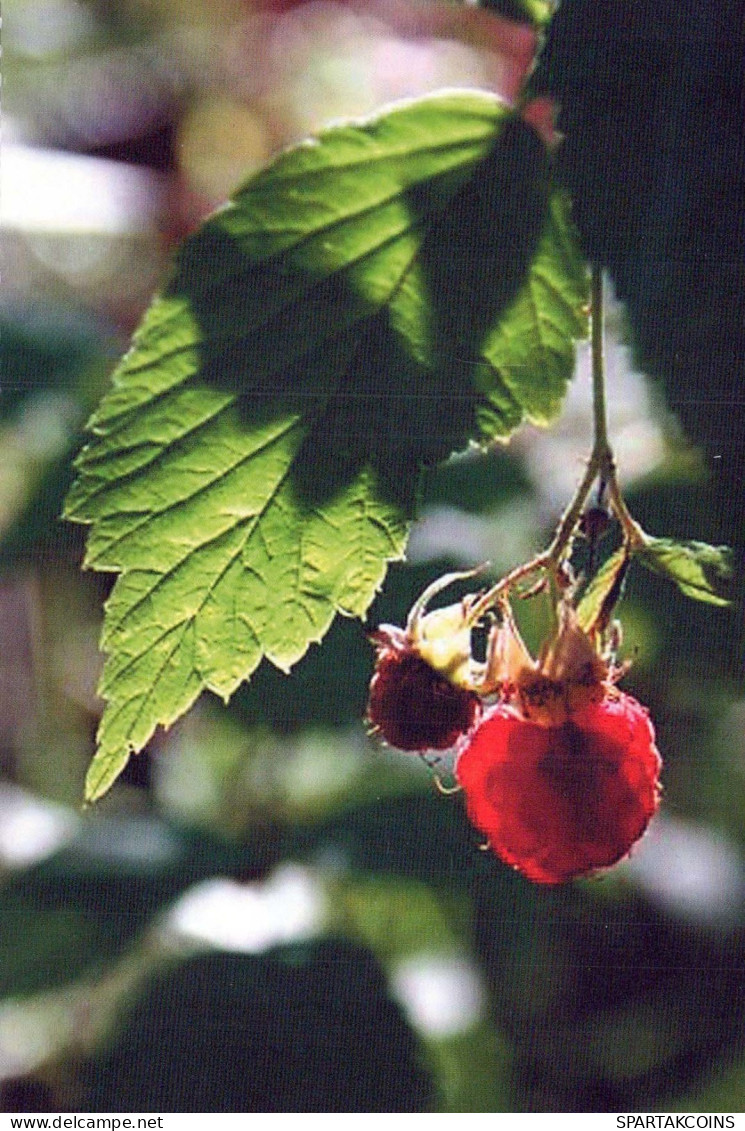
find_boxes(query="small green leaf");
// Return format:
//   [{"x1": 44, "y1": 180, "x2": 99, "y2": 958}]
[
  {"x1": 636, "y1": 536, "x2": 733, "y2": 606},
  {"x1": 576, "y1": 547, "x2": 629, "y2": 632}
]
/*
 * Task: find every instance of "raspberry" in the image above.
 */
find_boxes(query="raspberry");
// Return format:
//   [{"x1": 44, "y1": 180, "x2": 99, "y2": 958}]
[
  {"x1": 455, "y1": 692, "x2": 661, "y2": 883},
  {"x1": 367, "y1": 638, "x2": 481, "y2": 752},
  {"x1": 366, "y1": 568, "x2": 488, "y2": 753}
]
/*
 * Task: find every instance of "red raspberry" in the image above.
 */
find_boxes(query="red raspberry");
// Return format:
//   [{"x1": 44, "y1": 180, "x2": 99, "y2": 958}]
[
  {"x1": 455, "y1": 691, "x2": 661, "y2": 883},
  {"x1": 367, "y1": 641, "x2": 482, "y2": 753}
]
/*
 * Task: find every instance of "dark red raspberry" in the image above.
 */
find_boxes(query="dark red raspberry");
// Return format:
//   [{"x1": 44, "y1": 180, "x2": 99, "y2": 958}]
[
  {"x1": 367, "y1": 644, "x2": 482, "y2": 753},
  {"x1": 456, "y1": 692, "x2": 661, "y2": 883}
]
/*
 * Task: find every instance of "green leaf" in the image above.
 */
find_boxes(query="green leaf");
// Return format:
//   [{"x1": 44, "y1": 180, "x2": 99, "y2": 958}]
[
  {"x1": 65, "y1": 91, "x2": 589, "y2": 801},
  {"x1": 86, "y1": 93, "x2": 557, "y2": 470},
  {"x1": 576, "y1": 547, "x2": 630, "y2": 632},
  {"x1": 476, "y1": 191, "x2": 589, "y2": 437},
  {"x1": 636, "y1": 536, "x2": 733, "y2": 606},
  {"x1": 70, "y1": 391, "x2": 408, "y2": 802}
]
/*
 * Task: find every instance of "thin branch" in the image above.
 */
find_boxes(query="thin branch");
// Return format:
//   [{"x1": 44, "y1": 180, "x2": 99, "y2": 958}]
[
  {"x1": 590, "y1": 268, "x2": 646, "y2": 548},
  {"x1": 591, "y1": 265, "x2": 611, "y2": 460},
  {"x1": 467, "y1": 265, "x2": 647, "y2": 626}
]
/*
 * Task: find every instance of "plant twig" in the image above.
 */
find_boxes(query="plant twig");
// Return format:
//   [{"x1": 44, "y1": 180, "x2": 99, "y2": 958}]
[
  {"x1": 467, "y1": 265, "x2": 646, "y2": 626},
  {"x1": 590, "y1": 266, "x2": 646, "y2": 548}
]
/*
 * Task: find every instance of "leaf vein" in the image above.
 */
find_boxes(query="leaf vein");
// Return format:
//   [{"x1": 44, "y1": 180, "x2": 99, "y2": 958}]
[{"x1": 78, "y1": 412, "x2": 303, "y2": 522}]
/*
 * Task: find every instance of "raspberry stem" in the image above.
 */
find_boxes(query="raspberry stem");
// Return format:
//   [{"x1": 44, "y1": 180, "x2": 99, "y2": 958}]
[
  {"x1": 590, "y1": 264, "x2": 610, "y2": 459},
  {"x1": 465, "y1": 267, "x2": 647, "y2": 627},
  {"x1": 589, "y1": 267, "x2": 646, "y2": 550}
]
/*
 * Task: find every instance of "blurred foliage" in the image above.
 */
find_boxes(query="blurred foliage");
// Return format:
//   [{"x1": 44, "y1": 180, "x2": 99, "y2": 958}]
[
  {"x1": 77, "y1": 943, "x2": 438, "y2": 1112},
  {"x1": 0, "y1": 308, "x2": 113, "y2": 564},
  {"x1": 1, "y1": 0, "x2": 745, "y2": 1116}
]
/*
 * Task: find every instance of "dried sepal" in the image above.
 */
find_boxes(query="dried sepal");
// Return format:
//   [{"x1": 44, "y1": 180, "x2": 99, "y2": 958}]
[{"x1": 482, "y1": 594, "x2": 610, "y2": 726}]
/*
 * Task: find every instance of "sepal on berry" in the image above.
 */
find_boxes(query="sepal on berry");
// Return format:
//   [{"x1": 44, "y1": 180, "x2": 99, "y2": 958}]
[{"x1": 485, "y1": 596, "x2": 609, "y2": 726}]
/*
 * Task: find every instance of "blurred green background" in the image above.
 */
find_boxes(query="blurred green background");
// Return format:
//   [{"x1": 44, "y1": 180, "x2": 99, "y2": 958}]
[{"x1": 1, "y1": 0, "x2": 744, "y2": 1113}]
